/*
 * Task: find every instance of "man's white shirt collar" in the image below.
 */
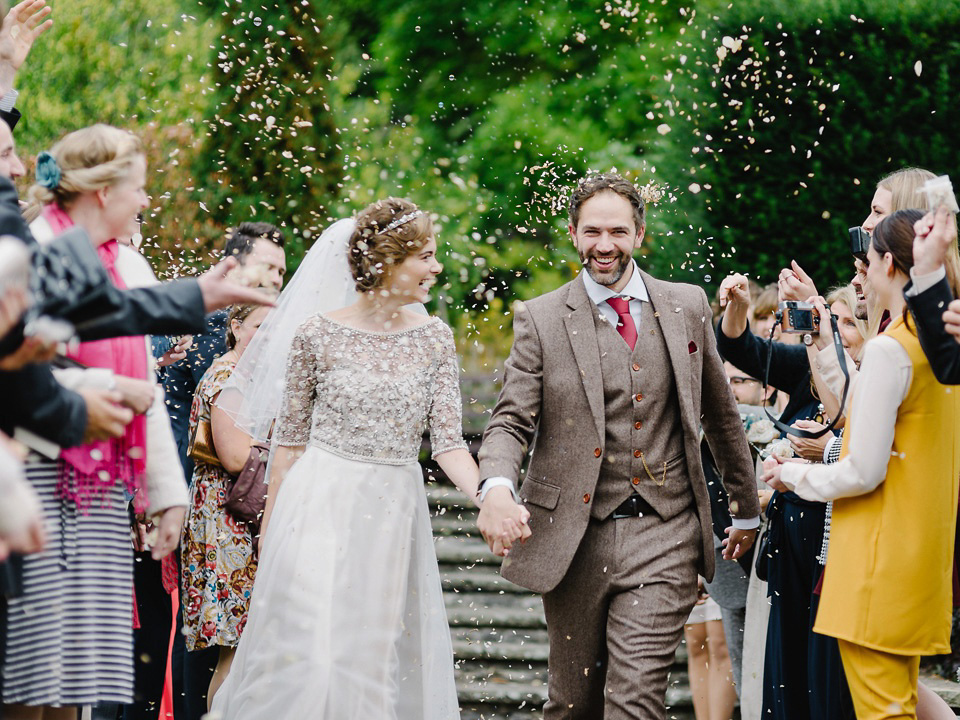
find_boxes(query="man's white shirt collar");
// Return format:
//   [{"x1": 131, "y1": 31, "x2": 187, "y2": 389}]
[{"x1": 581, "y1": 259, "x2": 650, "y2": 306}]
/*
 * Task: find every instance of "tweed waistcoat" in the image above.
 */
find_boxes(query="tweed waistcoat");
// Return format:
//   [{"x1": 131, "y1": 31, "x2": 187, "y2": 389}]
[{"x1": 590, "y1": 298, "x2": 690, "y2": 520}]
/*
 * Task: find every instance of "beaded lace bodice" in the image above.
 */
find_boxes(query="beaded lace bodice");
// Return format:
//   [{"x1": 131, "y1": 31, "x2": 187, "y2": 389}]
[{"x1": 274, "y1": 314, "x2": 468, "y2": 464}]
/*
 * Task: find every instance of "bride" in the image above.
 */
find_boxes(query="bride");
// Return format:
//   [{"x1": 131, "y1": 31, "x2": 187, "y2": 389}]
[{"x1": 209, "y1": 198, "x2": 529, "y2": 719}]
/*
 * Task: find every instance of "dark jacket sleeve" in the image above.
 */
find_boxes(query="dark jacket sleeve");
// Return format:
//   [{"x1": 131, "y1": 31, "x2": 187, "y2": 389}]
[
  {"x1": 0, "y1": 364, "x2": 86, "y2": 447},
  {"x1": 905, "y1": 276, "x2": 960, "y2": 385},
  {"x1": 77, "y1": 279, "x2": 206, "y2": 341},
  {"x1": 715, "y1": 319, "x2": 809, "y2": 394}
]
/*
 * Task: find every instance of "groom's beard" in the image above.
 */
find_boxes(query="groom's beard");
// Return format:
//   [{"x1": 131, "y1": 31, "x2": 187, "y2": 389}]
[{"x1": 580, "y1": 249, "x2": 632, "y2": 287}]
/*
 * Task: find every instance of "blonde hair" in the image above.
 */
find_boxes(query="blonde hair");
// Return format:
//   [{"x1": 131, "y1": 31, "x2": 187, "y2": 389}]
[
  {"x1": 349, "y1": 198, "x2": 433, "y2": 293},
  {"x1": 27, "y1": 124, "x2": 144, "y2": 210},
  {"x1": 825, "y1": 284, "x2": 870, "y2": 359},
  {"x1": 866, "y1": 167, "x2": 960, "y2": 332},
  {"x1": 751, "y1": 282, "x2": 778, "y2": 323},
  {"x1": 877, "y1": 167, "x2": 935, "y2": 212}
]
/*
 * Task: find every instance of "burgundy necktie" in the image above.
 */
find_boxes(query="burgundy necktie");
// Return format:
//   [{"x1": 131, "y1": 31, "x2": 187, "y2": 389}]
[{"x1": 606, "y1": 296, "x2": 638, "y2": 350}]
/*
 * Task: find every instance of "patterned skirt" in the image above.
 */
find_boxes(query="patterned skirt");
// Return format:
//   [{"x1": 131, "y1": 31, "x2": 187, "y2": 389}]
[
  {"x1": 180, "y1": 464, "x2": 257, "y2": 651},
  {"x1": 3, "y1": 457, "x2": 134, "y2": 706}
]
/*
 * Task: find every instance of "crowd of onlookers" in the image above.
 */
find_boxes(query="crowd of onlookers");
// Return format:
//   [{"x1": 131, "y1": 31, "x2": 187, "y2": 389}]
[
  {"x1": 0, "y1": 2, "x2": 278, "y2": 719},
  {"x1": 683, "y1": 167, "x2": 960, "y2": 720},
  {"x1": 4, "y1": 0, "x2": 960, "y2": 718}
]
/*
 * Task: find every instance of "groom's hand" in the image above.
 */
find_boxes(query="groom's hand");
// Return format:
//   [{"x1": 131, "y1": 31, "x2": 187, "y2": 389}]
[
  {"x1": 721, "y1": 526, "x2": 757, "y2": 561},
  {"x1": 478, "y1": 486, "x2": 531, "y2": 557}
]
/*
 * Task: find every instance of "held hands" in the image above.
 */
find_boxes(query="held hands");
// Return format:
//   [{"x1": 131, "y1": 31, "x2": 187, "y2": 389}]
[
  {"x1": 913, "y1": 206, "x2": 957, "y2": 276},
  {"x1": 477, "y1": 486, "x2": 532, "y2": 557},
  {"x1": 778, "y1": 261, "x2": 818, "y2": 303}
]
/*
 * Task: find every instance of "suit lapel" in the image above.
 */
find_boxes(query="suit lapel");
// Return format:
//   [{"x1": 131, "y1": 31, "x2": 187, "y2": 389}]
[
  {"x1": 563, "y1": 277, "x2": 605, "y2": 443},
  {"x1": 642, "y1": 271, "x2": 696, "y2": 430}
]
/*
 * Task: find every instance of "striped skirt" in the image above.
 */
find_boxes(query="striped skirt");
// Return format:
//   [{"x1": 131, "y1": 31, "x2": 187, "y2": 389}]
[{"x1": 2, "y1": 457, "x2": 134, "y2": 706}]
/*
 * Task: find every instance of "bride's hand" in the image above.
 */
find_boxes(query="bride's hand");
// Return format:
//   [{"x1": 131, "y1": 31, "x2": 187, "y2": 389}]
[{"x1": 478, "y1": 488, "x2": 531, "y2": 557}]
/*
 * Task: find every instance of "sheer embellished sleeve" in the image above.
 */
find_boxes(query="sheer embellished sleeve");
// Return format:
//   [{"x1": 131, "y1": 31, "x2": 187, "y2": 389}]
[
  {"x1": 428, "y1": 323, "x2": 469, "y2": 458},
  {"x1": 274, "y1": 320, "x2": 320, "y2": 446}
]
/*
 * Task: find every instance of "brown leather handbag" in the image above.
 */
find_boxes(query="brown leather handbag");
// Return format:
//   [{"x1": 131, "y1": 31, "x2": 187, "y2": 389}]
[
  {"x1": 225, "y1": 442, "x2": 270, "y2": 529},
  {"x1": 187, "y1": 417, "x2": 220, "y2": 467}
]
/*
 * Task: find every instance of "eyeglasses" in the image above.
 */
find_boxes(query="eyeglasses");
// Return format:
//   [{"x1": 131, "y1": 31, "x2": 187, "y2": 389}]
[{"x1": 729, "y1": 376, "x2": 760, "y2": 386}]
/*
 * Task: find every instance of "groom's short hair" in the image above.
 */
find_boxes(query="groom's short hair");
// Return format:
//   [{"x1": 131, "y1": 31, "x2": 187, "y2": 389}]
[{"x1": 569, "y1": 172, "x2": 645, "y2": 233}]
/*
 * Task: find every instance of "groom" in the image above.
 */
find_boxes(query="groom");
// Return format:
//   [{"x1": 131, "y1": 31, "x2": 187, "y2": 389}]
[{"x1": 477, "y1": 173, "x2": 760, "y2": 718}]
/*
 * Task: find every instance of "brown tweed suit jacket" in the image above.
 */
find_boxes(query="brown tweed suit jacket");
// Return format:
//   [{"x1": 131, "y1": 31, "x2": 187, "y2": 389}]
[{"x1": 478, "y1": 270, "x2": 760, "y2": 594}]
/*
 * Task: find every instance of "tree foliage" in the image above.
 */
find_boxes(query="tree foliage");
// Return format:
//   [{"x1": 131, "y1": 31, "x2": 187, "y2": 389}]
[{"x1": 14, "y1": 0, "x2": 960, "y2": 360}]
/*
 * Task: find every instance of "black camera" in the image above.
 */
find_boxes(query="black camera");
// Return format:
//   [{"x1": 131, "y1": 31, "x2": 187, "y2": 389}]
[
  {"x1": 849, "y1": 226, "x2": 870, "y2": 263},
  {"x1": 778, "y1": 300, "x2": 820, "y2": 335}
]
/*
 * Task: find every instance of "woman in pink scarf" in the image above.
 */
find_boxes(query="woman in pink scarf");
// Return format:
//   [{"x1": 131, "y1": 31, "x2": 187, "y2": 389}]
[{"x1": 3, "y1": 124, "x2": 188, "y2": 720}]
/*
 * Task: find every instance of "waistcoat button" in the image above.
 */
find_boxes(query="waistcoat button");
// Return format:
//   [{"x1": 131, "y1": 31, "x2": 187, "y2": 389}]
[
  {"x1": 632, "y1": 363, "x2": 641, "y2": 371},
  {"x1": 583, "y1": 493, "x2": 591, "y2": 503},
  {"x1": 634, "y1": 450, "x2": 641, "y2": 458},
  {"x1": 594, "y1": 448, "x2": 602, "y2": 458},
  {"x1": 635, "y1": 421, "x2": 642, "y2": 430},
  {"x1": 632, "y1": 477, "x2": 641, "y2": 485}
]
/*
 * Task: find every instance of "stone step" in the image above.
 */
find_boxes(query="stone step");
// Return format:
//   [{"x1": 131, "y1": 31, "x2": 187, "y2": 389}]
[
  {"x1": 453, "y1": 668, "x2": 694, "y2": 711},
  {"x1": 453, "y1": 627, "x2": 550, "y2": 663},
  {"x1": 436, "y1": 535, "x2": 502, "y2": 566},
  {"x1": 445, "y1": 594, "x2": 546, "y2": 629},
  {"x1": 428, "y1": 485, "x2": 475, "y2": 511},
  {"x1": 441, "y1": 567, "x2": 531, "y2": 594},
  {"x1": 433, "y1": 512, "x2": 483, "y2": 537}
]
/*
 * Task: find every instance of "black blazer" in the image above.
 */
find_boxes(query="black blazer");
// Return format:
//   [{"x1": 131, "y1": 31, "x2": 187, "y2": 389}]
[
  {"x1": 905, "y1": 276, "x2": 960, "y2": 385},
  {"x1": 715, "y1": 322, "x2": 820, "y2": 427}
]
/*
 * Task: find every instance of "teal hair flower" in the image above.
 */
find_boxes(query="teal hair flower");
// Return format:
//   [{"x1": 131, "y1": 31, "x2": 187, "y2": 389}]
[{"x1": 35, "y1": 151, "x2": 61, "y2": 190}]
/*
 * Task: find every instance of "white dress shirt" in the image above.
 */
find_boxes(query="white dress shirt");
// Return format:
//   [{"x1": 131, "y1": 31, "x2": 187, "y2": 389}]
[
  {"x1": 581, "y1": 259, "x2": 650, "y2": 331},
  {"x1": 781, "y1": 335, "x2": 912, "y2": 502}
]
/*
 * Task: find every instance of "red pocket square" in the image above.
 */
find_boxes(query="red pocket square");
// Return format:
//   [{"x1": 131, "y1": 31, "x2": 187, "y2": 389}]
[{"x1": 688, "y1": 341, "x2": 698, "y2": 354}]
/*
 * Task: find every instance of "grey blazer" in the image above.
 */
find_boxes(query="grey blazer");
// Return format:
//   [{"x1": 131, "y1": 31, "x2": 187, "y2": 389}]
[{"x1": 479, "y1": 270, "x2": 760, "y2": 593}]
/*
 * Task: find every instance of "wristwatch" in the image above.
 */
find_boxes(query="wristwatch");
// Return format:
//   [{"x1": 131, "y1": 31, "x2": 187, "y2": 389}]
[{"x1": 801, "y1": 333, "x2": 814, "y2": 346}]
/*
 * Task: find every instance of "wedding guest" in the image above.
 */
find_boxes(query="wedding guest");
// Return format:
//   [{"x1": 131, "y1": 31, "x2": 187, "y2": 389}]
[
  {"x1": 181, "y1": 302, "x2": 268, "y2": 711},
  {"x1": 161, "y1": 221, "x2": 285, "y2": 720},
  {"x1": 3, "y1": 124, "x2": 190, "y2": 718},
  {"x1": 764, "y1": 209, "x2": 960, "y2": 720},
  {"x1": 685, "y1": 580, "x2": 736, "y2": 720}
]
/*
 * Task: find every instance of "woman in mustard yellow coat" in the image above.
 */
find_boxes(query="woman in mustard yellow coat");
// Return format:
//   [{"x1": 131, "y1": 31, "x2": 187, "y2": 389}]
[{"x1": 764, "y1": 208, "x2": 960, "y2": 720}]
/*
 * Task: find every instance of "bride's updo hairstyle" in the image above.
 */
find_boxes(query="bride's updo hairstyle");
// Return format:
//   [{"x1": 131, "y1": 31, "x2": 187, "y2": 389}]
[
  {"x1": 349, "y1": 197, "x2": 433, "y2": 293},
  {"x1": 27, "y1": 124, "x2": 144, "y2": 211}
]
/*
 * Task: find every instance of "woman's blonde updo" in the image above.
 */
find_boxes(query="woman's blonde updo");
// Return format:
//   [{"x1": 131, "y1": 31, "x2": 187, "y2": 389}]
[
  {"x1": 349, "y1": 198, "x2": 433, "y2": 293},
  {"x1": 27, "y1": 124, "x2": 144, "y2": 210}
]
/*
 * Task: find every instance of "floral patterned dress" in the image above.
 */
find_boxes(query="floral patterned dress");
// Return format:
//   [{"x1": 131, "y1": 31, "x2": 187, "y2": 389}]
[{"x1": 181, "y1": 355, "x2": 258, "y2": 650}]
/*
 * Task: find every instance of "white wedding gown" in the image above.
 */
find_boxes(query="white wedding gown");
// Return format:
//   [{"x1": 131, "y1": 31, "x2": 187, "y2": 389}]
[{"x1": 210, "y1": 314, "x2": 465, "y2": 720}]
